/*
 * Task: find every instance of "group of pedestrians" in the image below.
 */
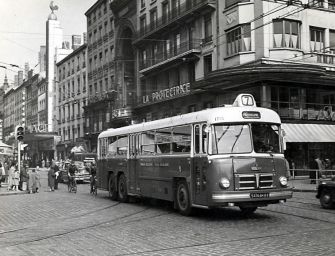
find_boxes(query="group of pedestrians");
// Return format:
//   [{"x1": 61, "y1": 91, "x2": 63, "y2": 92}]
[{"x1": 5, "y1": 162, "x2": 41, "y2": 193}]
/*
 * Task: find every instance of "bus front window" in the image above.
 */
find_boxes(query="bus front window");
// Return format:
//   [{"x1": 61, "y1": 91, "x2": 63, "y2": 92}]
[
  {"x1": 213, "y1": 124, "x2": 252, "y2": 154},
  {"x1": 252, "y1": 123, "x2": 280, "y2": 153}
]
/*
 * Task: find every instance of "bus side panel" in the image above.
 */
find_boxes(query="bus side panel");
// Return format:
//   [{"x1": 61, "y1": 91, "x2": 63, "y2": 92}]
[
  {"x1": 138, "y1": 156, "x2": 190, "y2": 201},
  {"x1": 97, "y1": 158, "x2": 127, "y2": 191}
]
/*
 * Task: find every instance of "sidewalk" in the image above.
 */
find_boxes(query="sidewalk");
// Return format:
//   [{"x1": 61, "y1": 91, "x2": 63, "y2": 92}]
[
  {"x1": 289, "y1": 178, "x2": 318, "y2": 192},
  {"x1": 0, "y1": 173, "x2": 317, "y2": 196},
  {"x1": 0, "y1": 167, "x2": 49, "y2": 196}
]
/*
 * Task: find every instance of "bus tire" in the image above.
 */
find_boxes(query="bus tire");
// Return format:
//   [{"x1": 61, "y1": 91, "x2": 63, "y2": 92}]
[
  {"x1": 108, "y1": 175, "x2": 117, "y2": 200},
  {"x1": 118, "y1": 174, "x2": 128, "y2": 203},
  {"x1": 239, "y1": 206, "x2": 257, "y2": 215},
  {"x1": 176, "y1": 180, "x2": 192, "y2": 216},
  {"x1": 320, "y1": 190, "x2": 334, "y2": 209}
]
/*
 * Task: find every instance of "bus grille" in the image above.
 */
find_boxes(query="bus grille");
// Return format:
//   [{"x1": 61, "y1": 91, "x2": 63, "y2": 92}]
[{"x1": 236, "y1": 173, "x2": 274, "y2": 190}]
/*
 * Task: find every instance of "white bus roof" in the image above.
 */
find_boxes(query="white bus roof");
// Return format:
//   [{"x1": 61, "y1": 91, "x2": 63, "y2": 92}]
[{"x1": 98, "y1": 105, "x2": 281, "y2": 139}]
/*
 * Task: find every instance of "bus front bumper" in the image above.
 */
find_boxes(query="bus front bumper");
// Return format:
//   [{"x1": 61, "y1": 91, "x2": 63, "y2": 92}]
[{"x1": 211, "y1": 189, "x2": 293, "y2": 205}]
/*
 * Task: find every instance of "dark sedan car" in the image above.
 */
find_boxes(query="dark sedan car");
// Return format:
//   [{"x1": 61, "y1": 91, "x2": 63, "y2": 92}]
[{"x1": 316, "y1": 179, "x2": 335, "y2": 209}]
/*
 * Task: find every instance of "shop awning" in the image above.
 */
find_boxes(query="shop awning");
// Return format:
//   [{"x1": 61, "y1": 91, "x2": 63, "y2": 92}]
[{"x1": 282, "y1": 123, "x2": 335, "y2": 143}]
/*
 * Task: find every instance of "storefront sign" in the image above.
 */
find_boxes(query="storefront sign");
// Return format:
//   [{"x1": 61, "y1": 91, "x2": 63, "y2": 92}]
[
  {"x1": 142, "y1": 83, "x2": 191, "y2": 104},
  {"x1": 26, "y1": 124, "x2": 50, "y2": 133}
]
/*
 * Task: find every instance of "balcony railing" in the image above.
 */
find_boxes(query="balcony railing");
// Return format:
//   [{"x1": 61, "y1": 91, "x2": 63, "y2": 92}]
[
  {"x1": 88, "y1": 90, "x2": 117, "y2": 105},
  {"x1": 316, "y1": 52, "x2": 335, "y2": 65},
  {"x1": 267, "y1": 101, "x2": 335, "y2": 121},
  {"x1": 137, "y1": 0, "x2": 215, "y2": 39},
  {"x1": 139, "y1": 40, "x2": 201, "y2": 71}
]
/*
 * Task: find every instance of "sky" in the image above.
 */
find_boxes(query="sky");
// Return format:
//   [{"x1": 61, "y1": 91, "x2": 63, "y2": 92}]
[{"x1": 0, "y1": 0, "x2": 96, "y2": 85}]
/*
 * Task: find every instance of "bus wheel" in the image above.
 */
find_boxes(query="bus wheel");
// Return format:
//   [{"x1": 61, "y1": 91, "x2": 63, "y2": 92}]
[
  {"x1": 176, "y1": 181, "x2": 192, "y2": 216},
  {"x1": 239, "y1": 206, "x2": 257, "y2": 215},
  {"x1": 108, "y1": 175, "x2": 117, "y2": 200},
  {"x1": 320, "y1": 190, "x2": 334, "y2": 209},
  {"x1": 118, "y1": 174, "x2": 128, "y2": 203}
]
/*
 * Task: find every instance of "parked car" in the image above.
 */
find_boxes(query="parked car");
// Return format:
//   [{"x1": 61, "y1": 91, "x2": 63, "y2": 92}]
[
  {"x1": 316, "y1": 179, "x2": 335, "y2": 209},
  {"x1": 73, "y1": 161, "x2": 90, "y2": 183}
]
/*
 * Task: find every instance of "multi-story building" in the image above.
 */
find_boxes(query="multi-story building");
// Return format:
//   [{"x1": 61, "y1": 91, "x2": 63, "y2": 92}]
[
  {"x1": 3, "y1": 79, "x2": 26, "y2": 146},
  {"x1": 131, "y1": 0, "x2": 335, "y2": 169},
  {"x1": 55, "y1": 44, "x2": 88, "y2": 159},
  {"x1": 25, "y1": 73, "x2": 39, "y2": 130},
  {"x1": 84, "y1": 0, "x2": 136, "y2": 152}
]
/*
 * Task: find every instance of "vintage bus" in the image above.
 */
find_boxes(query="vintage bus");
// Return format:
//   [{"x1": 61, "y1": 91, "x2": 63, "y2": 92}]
[{"x1": 97, "y1": 94, "x2": 293, "y2": 215}]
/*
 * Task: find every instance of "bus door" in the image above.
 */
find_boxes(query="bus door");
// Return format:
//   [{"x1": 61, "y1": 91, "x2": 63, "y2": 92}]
[
  {"x1": 192, "y1": 124, "x2": 209, "y2": 206},
  {"x1": 128, "y1": 134, "x2": 139, "y2": 194}
]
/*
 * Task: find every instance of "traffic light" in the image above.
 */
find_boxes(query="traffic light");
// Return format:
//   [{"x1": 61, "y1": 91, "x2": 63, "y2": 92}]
[{"x1": 15, "y1": 125, "x2": 25, "y2": 141}]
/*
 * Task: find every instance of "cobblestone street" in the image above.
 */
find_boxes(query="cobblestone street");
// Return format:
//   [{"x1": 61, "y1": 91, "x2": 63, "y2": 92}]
[{"x1": 0, "y1": 170, "x2": 334, "y2": 255}]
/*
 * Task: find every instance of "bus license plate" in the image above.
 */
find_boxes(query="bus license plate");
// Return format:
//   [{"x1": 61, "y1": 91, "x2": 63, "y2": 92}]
[{"x1": 250, "y1": 192, "x2": 269, "y2": 198}]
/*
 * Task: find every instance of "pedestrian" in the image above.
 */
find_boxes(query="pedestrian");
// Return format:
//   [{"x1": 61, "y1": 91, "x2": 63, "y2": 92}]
[
  {"x1": 0, "y1": 162, "x2": 5, "y2": 187},
  {"x1": 12, "y1": 166, "x2": 20, "y2": 191},
  {"x1": 48, "y1": 162, "x2": 56, "y2": 191},
  {"x1": 7, "y1": 162, "x2": 16, "y2": 191},
  {"x1": 54, "y1": 163, "x2": 60, "y2": 190},
  {"x1": 28, "y1": 168, "x2": 38, "y2": 193},
  {"x1": 19, "y1": 164, "x2": 29, "y2": 191},
  {"x1": 35, "y1": 166, "x2": 41, "y2": 192},
  {"x1": 309, "y1": 154, "x2": 324, "y2": 184}
]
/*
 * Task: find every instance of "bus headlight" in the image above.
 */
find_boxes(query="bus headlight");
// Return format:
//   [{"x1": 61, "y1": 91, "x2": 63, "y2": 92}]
[
  {"x1": 279, "y1": 176, "x2": 288, "y2": 187},
  {"x1": 219, "y1": 178, "x2": 230, "y2": 189}
]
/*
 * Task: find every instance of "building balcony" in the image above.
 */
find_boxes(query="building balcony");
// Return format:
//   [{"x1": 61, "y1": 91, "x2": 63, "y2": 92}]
[
  {"x1": 139, "y1": 40, "x2": 201, "y2": 74},
  {"x1": 135, "y1": 0, "x2": 216, "y2": 43},
  {"x1": 87, "y1": 90, "x2": 117, "y2": 106},
  {"x1": 111, "y1": 107, "x2": 133, "y2": 120},
  {"x1": 268, "y1": 101, "x2": 335, "y2": 122},
  {"x1": 103, "y1": 34, "x2": 109, "y2": 42},
  {"x1": 316, "y1": 52, "x2": 335, "y2": 65}
]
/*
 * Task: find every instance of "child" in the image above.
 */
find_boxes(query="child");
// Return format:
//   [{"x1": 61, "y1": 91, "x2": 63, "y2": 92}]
[{"x1": 13, "y1": 168, "x2": 20, "y2": 191}]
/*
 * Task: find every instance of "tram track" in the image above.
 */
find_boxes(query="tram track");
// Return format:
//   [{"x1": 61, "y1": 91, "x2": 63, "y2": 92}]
[
  {"x1": 260, "y1": 206, "x2": 335, "y2": 224},
  {"x1": 1, "y1": 203, "x2": 173, "y2": 248},
  {"x1": 102, "y1": 225, "x2": 335, "y2": 256}
]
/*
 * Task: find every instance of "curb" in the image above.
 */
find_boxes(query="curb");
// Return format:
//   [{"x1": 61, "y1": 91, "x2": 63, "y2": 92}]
[
  {"x1": 0, "y1": 191, "x2": 27, "y2": 196},
  {"x1": 292, "y1": 188, "x2": 316, "y2": 193}
]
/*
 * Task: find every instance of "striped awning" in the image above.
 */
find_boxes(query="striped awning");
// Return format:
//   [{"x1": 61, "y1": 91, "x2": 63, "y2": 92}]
[{"x1": 281, "y1": 123, "x2": 335, "y2": 143}]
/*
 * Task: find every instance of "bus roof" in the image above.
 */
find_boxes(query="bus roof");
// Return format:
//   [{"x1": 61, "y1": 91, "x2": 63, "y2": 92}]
[{"x1": 98, "y1": 105, "x2": 281, "y2": 139}]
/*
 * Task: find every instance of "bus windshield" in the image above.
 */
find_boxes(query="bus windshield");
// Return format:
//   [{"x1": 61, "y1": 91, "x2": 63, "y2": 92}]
[
  {"x1": 213, "y1": 124, "x2": 252, "y2": 154},
  {"x1": 212, "y1": 123, "x2": 281, "y2": 154},
  {"x1": 252, "y1": 123, "x2": 280, "y2": 153}
]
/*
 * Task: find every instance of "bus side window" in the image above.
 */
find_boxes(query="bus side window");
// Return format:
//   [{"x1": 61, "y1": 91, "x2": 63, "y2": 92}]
[
  {"x1": 116, "y1": 135, "x2": 128, "y2": 156},
  {"x1": 172, "y1": 125, "x2": 191, "y2": 153},
  {"x1": 194, "y1": 125, "x2": 200, "y2": 154},
  {"x1": 141, "y1": 131, "x2": 156, "y2": 155},
  {"x1": 202, "y1": 124, "x2": 208, "y2": 154},
  {"x1": 155, "y1": 128, "x2": 172, "y2": 154},
  {"x1": 107, "y1": 136, "x2": 117, "y2": 158}
]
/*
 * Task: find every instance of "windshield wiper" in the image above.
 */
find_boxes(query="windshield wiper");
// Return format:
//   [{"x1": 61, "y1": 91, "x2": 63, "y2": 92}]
[
  {"x1": 231, "y1": 126, "x2": 244, "y2": 153},
  {"x1": 218, "y1": 125, "x2": 230, "y2": 142}
]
